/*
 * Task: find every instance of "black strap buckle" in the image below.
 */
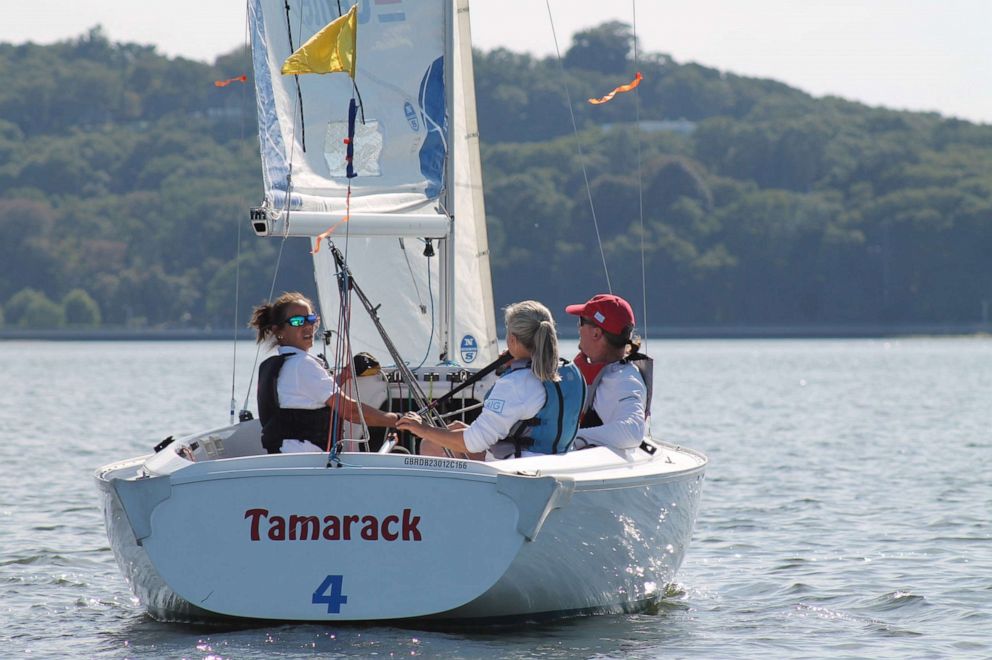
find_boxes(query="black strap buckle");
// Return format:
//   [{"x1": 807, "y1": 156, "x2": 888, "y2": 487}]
[{"x1": 153, "y1": 436, "x2": 175, "y2": 453}]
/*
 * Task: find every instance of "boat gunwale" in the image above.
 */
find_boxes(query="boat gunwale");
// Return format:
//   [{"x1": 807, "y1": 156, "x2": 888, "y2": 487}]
[{"x1": 95, "y1": 442, "x2": 706, "y2": 493}]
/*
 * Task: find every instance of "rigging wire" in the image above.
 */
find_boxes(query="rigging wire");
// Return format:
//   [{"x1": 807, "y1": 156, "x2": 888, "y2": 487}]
[
  {"x1": 240, "y1": 231, "x2": 292, "y2": 416},
  {"x1": 323, "y1": 0, "x2": 369, "y2": 449},
  {"x1": 630, "y1": 0, "x2": 652, "y2": 435},
  {"x1": 398, "y1": 238, "x2": 428, "y2": 314},
  {"x1": 328, "y1": 262, "x2": 361, "y2": 462},
  {"x1": 414, "y1": 255, "x2": 436, "y2": 370},
  {"x1": 544, "y1": 0, "x2": 612, "y2": 293},
  {"x1": 239, "y1": 2, "x2": 302, "y2": 415},
  {"x1": 330, "y1": 77, "x2": 369, "y2": 454},
  {"x1": 439, "y1": 402, "x2": 483, "y2": 419},
  {"x1": 283, "y1": 0, "x2": 307, "y2": 150},
  {"x1": 324, "y1": 2, "x2": 371, "y2": 455},
  {"x1": 230, "y1": 190, "x2": 244, "y2": 424},
  {"x1": 230, "y1": 1, "x2": 252, "y2": 424},
  {"x1": 632, "y1": 0, "x2": 649, "y2": 350}
]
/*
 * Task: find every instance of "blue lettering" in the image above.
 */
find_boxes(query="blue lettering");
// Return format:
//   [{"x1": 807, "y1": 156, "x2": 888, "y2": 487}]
[{"x1": 312, "y1": 574, "x2": 349, "y2": 613}]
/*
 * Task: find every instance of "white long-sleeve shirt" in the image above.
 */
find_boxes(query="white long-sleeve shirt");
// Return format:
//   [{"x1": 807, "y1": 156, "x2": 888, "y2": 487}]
[
  {"x1": 463, "y1": 366, "x2": 545, "y2": 454},
  {"x1": 574, "y1": 361, "x2": 646, "y2": 454}
]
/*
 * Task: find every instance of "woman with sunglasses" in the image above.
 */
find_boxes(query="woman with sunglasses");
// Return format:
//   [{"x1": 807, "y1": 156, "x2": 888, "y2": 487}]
[
  {"x1": 396, "y1": 300, "x2": 565, "y2": 460},
  {"x1": 249, "y1": 292, "x2": 400, "y2": 454}
]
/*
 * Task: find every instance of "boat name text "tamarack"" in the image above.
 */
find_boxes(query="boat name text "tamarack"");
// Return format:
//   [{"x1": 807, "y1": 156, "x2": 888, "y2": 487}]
[{"x1": 244, "y1": 508, "x2": 422, "y2": 542}]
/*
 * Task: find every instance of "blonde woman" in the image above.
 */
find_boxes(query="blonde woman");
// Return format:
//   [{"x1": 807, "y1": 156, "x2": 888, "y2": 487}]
[
  {"x1": 397, "y1": 300, "x2": 565, "y2": 460},
  {"x1": 250, "y1": 292, "x2": 400, "y2": 454}
]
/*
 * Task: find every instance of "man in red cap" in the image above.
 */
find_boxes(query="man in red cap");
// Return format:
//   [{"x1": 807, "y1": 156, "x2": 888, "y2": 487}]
[{"x1": 565, "y1": 294, "x2": 649, "y2": 456}]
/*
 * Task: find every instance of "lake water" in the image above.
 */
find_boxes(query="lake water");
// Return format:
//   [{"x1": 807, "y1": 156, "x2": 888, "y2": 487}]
[{"x1": 1, "y1": 338, "x2": 989, "y2": 658}]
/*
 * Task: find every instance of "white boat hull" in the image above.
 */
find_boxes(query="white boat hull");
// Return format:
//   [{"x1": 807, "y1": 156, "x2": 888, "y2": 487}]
[
  {"x1": 436, "y1": 467, "x2": 705, "y2": 620},
  {"x1": 96, "y1": 421, "x2": 705, "y2": 622}
]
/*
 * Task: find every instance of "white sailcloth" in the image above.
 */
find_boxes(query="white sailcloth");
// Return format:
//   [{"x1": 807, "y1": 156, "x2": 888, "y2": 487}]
[{"x1": 249, "y1": 0, "x2": 497, "y2": 367}]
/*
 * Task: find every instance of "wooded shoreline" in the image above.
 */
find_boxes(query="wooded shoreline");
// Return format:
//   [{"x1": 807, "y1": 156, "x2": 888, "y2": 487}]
[
  {"x1": 3, "y1": 323, "x2": 989, "y2": 342},
  {"x1": 2, "y1": 29, "x2": 991, "y2": 334}
]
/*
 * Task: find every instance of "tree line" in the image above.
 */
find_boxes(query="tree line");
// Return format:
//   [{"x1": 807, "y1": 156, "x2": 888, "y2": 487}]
[{"x1": 1, "y1": 24, "x2": 990, "y2": 332}]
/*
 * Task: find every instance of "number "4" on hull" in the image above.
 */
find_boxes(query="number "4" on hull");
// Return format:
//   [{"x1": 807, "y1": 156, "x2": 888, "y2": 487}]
[{"x1": 312, "y1": 575, "x2": 348, "y2": 613}]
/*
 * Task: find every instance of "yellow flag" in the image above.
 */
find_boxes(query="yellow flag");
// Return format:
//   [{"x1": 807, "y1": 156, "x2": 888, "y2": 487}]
[{"x1": 281, "y1": 6, "x2": 357, "y2": 77}]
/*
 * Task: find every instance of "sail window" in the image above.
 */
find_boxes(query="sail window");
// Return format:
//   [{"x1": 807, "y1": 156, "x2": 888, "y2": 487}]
[{"x1": 324, "y1": 120, "x2": 383, "y2": 177}]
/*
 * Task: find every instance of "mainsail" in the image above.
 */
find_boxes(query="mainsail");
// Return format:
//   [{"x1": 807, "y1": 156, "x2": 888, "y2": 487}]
[{"x1": 249, "y1": 0, "x2": 497, "y2": 367}]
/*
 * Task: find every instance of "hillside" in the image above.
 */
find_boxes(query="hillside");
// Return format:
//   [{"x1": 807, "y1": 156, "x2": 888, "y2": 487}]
[{"x1": 1, "y1": 25, "x2": 990, "y2": 332}]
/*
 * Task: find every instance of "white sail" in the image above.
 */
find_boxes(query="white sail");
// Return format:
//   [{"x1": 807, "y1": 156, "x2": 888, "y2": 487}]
[
  {"x1": 249, "y1": 0, "x2": 497, "y2": 366},
  {"x1": 450, "y1": 0, "x2": 499, "y2": 367}
]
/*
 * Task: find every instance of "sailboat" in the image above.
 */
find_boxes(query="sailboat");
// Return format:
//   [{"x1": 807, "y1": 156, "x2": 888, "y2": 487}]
[{"x1": 95, "y1": 0, "x2": 707, "y2": 622}]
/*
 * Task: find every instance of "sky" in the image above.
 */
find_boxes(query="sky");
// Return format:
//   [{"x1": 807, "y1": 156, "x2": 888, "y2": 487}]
[{"x1": 3, "y1": 0, "x2": 991, "y2": 124}]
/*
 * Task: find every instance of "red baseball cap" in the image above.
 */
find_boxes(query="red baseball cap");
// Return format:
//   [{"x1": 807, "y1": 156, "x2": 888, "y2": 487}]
[{"x1": 565, "y1": 294, "x2": 635, "y2": 336}]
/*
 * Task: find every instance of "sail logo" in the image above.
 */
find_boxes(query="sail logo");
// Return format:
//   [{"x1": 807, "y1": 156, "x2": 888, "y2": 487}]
[
  {"x1": 373, "y1": 0, "x2": 406, "y2": 24},
  {"x1": 404, "y1": 101, "x2": 420, "y2": 131},
  {"x1": 301, "y1": 2, "x2": 365, "y2": 35},
  {"x1": 460, "y1": 335, "x2": 478, "y2": 363},
  {"x1": 299, "y1": 1, "x2": 405, "y2": 37}
]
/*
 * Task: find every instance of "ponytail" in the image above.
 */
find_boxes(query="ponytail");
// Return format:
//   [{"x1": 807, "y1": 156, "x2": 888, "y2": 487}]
[
  {"x1": 530, "y1": 319, "x2": 560, "y2": 382},
  {"x1": 248, "y1": 303, "x2": 276, "y2": 344},
  {"x1": 602, "y1": 324, "x2": 639, "y2": 353},
  {"x1": 504, "y1": 300, "x2": 560, "y2": 382},
  {"x1": 248, "y1": 291, "x2": 312, "y2": 345}
]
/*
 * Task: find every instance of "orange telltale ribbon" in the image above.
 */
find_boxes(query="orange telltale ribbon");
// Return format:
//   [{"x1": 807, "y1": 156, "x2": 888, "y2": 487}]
[
  {"x1": 588, "y1": 72, "x2": 643, "y2": 105},
  {"x1": 214, "y1": 75, "x2": 248, "y2": 87},
  {"x1": 311, "y1": 217, "x2": 350, "y2": 254}
]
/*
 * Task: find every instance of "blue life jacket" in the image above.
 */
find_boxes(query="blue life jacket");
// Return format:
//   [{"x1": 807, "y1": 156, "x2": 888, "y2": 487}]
[{"x1": 504, "y1": 360, "x2": 586, "y2": 457}]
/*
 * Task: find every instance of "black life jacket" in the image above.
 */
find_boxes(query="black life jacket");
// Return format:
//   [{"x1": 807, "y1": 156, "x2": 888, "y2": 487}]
[{"x1": 257, "y1": 353, "x2": 332, "y2": 453}]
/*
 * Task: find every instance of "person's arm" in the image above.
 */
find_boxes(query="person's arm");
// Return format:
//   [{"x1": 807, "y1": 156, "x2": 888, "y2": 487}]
[
  {"x1": 396, "y1": 373, "x2": 542, "y2": 454},
  {"x1": 574, "y1": 370, "x2": 646, "y2": 450},
  {"x1": 396, "y1": 414, "x2": 470, "y2": 453},
  {"x1": 458, "y1": 373, "x2": 544, "y2": 453},
  {"x1": 574, "y1": 402, "x2": 644, "y2": 449},
  {"x1": 326, "y1": 393, "x2": 400, "y2": 428}
]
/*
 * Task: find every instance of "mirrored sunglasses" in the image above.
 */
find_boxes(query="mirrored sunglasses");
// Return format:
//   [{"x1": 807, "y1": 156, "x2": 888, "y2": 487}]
[{"x1": 284, "y1": 314, "x2": 319, "y2": 327}]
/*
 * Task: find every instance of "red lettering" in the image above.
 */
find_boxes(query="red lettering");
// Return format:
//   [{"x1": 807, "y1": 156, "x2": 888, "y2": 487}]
[
  {"x1": 360, "y1": 515, "x2": 379, "y2": 541},
  {"x1": 381, "y1": 515, "x2": 399, "y2": 541},
  {"x1": 290, "y1": 515, "x2": 320, "y2": 540},
  {"x1": 245, "y1": 508, "x2": 268, "y2": 541},
  {"x1": 343, "y1": 514, "x2": 359, "y2": 540},
  {"x1": 246, "y1": 509, "x2": 423, "y2": 542},
  {"x1": 402, "y1": 508, "x2": 422, "y2": 541},
  {"x1": 322, "y1": 515, "x2": 340, "y2": 540},
  {"x1": 268, "y1": 515, "x2": 286, "y2": 541}
]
